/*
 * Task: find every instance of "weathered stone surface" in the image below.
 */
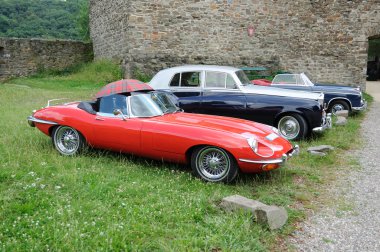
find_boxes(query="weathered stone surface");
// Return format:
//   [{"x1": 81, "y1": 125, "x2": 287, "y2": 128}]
[
  {"x1": 335, "y1": 110, "x2": 349, "y2": 118},
  {"x1": 308, "y1": 150, "x2": 327, "y2": 157},
  {"x1": 335, "y1": 116, "x2": 348, "y2": 126},
  {"x1": 89, "y1": 0, "x2": 380, "y2": 89},
  {"x1": 307, "y1": 145, "x2": 335, "y2": 153},
  {"x1": 0, "y1": 38, "x2": 92, "y2": 81},
  {"x1": 255, "y1": 205, "x2": 288, "y2": 230},
  {"x1": 220, "y1": 195, "x2": 288, "y2": 230},
  {"x1": 220, "y1": 195, "x2": 266, "y2": 213}
]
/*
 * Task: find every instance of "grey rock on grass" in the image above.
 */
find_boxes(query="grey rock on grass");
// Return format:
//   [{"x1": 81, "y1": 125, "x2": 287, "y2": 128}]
[
  {"x1": 335, "y1": 116, "x2": 347, "y2": 126},
  {"x1": 308, "y1": 150, "x2": 327, "y2": 156},
  {"x1": 335, "y1": 110, "x2": 349, "y2": 118},
  {"x1": 307, "y1": 145, "x2": 335, "y2": 153},
  {"x1": 220, "y1": 195, "x2": 266, "y2": 212},
  {"x1": 255, "y1": 205, "x2": 288, "y2": 230},
  {"x1": 220, "y1": 195, "x2": 288, "y2": 230}
]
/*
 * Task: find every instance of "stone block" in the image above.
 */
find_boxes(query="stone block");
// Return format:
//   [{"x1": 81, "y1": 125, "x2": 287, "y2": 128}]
[
  {"x1": 335, "y1": 116, "x2": 347, "y2": 126},
  {"x1": 220, "y1": 195, "x2": 288, "y2": 230},
  {"x1": 307, "y1": 145, "x2": 335, "y2": 153},
  {"x1": 255, "y1": 205, "x2": 288, "y2": 230},
  {"x1": 220, "y1": 195, "x2": 266, "y2": 213},
  {"x1": 335, "y1": 110, "x2": 349, "y2": 118},
  {"x1": 308, "y1": 150, "x2": 327, "y2": 156}
]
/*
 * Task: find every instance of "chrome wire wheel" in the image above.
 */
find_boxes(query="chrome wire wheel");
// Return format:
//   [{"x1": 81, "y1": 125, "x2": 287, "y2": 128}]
[
  {"x1": 278, "y1": 116, "x2": 300, "y2": 140},
  {"x1": 195, "y1": 147, "x2": 230, "y2": 181},
  {"x1": 53, "y1": 126, "x2": 82, "y2": 155}
]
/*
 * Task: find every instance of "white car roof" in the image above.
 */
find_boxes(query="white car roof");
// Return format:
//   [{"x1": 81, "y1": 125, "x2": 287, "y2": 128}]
[
  {"x1": 150, "y1": 65, "x2": 242, "y2": 89},
  {"x1": 158, "y1": 65, "x2": 240, "y2": 74}
]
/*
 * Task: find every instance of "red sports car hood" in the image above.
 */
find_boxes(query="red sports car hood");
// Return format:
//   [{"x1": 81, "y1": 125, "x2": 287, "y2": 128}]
[{"x1": 154, "y1": 112, "x2": 277, "y2": 139}]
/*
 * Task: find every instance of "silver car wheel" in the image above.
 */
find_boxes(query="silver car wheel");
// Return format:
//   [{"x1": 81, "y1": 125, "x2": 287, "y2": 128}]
[
  {"x1": 53, "y1": 126, "x2": 81, "y2": 155},
  {"x1": 331, "y1": 103, "x2": 345, "y2": 115},
  {"x1": 278, "y1": 116, "x2": 300, "y2": 140},
  {"x1": 195, "y1": 147, "x2": 230, "y2": 181}
]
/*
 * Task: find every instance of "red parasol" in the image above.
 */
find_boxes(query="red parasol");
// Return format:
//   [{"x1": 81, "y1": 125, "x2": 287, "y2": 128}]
[{"x1": 95, "y1": 79, "x2": 153, "y2": 98}]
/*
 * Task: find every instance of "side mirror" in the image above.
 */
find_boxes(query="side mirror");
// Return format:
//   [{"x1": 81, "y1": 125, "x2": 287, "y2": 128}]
[{"x1": 113, "y1": 109, "x2": 127, "y2": 121}]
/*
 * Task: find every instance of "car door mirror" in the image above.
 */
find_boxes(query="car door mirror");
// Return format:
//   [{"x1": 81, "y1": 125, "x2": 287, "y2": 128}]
[{"x1": 113, "y1": 109, "x2": 127, "y2": 121}]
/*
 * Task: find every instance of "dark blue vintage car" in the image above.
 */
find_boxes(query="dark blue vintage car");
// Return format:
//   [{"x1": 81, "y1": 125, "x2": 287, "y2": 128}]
[
  {"x1": 149, "y1": 65, "x2": 331, "y2": 140},
  {"x1": 252, "y1": 73, "x2": 367, "y2": 115}
]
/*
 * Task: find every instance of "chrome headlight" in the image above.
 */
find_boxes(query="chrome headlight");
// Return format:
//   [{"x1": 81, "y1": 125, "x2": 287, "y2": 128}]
[{"x1": 247, "y1": 137, "x2": 258, "y2": 153}]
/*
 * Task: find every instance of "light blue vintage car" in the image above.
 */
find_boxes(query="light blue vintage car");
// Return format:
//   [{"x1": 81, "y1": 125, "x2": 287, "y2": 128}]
[{"x1": 252, "y1": 73, "x2": 367, "y2": 115}]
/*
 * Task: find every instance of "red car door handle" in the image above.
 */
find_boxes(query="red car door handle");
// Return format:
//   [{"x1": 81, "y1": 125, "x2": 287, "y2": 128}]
[{"x1": 95, "y1": 116, "x2": 105, "y2": 121}]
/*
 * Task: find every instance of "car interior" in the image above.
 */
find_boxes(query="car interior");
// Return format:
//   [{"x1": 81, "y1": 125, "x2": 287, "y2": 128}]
[{"x1": 78, "y1": 94, "x2": 128, "y2": 116}]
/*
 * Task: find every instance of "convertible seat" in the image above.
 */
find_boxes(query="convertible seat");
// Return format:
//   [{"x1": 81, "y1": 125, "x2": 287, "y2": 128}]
[{"x1": 78, "y1": 101, "x2": 98, "y2": 115}]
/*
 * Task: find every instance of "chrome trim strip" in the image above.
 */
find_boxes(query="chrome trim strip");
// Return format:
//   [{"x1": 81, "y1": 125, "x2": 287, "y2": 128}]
[
  {"x1": 239, "y1": 158, "x2": 284, "y2": 164},
  {"x1": 239, "y1": 145, "x2": 299, "y2": 164},
  {"x1": 27, "y1": 116, "x2": 58, "y2": 125},
  {"x1": 202, "y1": 88, "x2": 241, "y2": 92},
  {"x1": 326, "y1": 97, "x2": 352, "y2": 109}
]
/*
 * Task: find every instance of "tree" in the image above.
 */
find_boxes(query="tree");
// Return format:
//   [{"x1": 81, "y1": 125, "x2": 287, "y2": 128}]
[{"x1": 0, "y1": 0, "x2": 89, "y2": 41}]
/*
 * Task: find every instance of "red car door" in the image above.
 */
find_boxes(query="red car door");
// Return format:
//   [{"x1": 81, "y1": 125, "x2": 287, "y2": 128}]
[{"x1": 90, "y1": 114, "x2": 143, "y2": 155}]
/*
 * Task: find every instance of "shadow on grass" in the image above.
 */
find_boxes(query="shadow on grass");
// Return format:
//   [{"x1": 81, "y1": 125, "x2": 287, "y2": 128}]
[{"x1": 41, "y1": 144, "x2": 292, "y2": 187}]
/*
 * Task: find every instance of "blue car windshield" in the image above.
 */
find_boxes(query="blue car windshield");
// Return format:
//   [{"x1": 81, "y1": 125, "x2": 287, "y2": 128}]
[
  {"x1": 130, "y1": 92, "x2": 180, "y2": 117},
  {"x1": 235, "y1": 70, "x2": 251, "y2": 85}
]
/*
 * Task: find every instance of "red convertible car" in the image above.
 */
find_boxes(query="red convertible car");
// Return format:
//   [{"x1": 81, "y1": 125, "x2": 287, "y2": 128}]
[{"x1": 27, "y1": 80, "x2": 299, "y2": 183}]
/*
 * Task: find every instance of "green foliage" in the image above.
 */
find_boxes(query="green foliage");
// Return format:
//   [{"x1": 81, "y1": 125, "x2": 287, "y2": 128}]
[
  {"x1": 363, "y1": 92, "x2": 374, "y2": 103},
  {"x1": 77, "y1": 0, "x2": 90, "y2": 42},
  {"x1": 0, "y1": 0, "x2": 89, "y2": 41},
  {"x1": 7, "y1": 60, "x2": 122, "y2": 91},
  {"x1": 133, "y1": 68, "x2": 153, "y2": 83}
]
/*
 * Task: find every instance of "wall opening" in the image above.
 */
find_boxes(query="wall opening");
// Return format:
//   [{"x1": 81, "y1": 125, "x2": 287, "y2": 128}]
[{"x1": 367, "y1": 36, "x2": 380, "y2": 81}]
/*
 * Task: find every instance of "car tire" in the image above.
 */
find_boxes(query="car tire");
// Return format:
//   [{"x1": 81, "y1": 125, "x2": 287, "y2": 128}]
[
  {"x1": 52, "y1": 126, "x2": 86, "y2": 156},
  {"x1": 277, "y1": 114, "x2": 308, "y2": 141},
  {"x1": 191, "y1": 146, "x2": 238, "y2": 183},
  {"x1": 329, "y1": 100, "x2": 350, "y2": 115}
]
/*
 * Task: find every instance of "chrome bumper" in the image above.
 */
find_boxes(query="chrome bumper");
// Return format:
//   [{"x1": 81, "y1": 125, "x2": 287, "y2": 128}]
[
  {"x1": 352, "y1": 100, "x2": 367, "y2": 111},
  {"x1": 312, "y1": 112, "x2": 332, "y2": 133},
  {"x1": 27, "y1": 116, "x2": 58, "y2": 127},
  {"x1": 239, "y1": 145, "x2": 299, "y2": 165}
]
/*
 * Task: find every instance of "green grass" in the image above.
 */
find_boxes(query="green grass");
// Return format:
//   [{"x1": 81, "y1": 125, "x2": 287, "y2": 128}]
[
  {"x1": 4, "y1": 59, "x2": 123, "y2": 91},
  {"x1": 0, "y1": 62, "x2": 372, "y2": 251}
]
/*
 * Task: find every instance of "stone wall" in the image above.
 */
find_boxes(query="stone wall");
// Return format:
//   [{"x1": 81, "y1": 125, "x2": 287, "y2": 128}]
[
  {"x1": 0, "y1": 38, "x2": 92, "y2": 81},
  {"x1": 89, "y1": 0, "x2": 380, "y2": 88}
]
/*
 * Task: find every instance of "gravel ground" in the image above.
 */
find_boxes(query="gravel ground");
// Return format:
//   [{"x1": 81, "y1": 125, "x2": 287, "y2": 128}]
[{"x1": 289, "y1": 97, "x2": 380, "y2": 251}]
